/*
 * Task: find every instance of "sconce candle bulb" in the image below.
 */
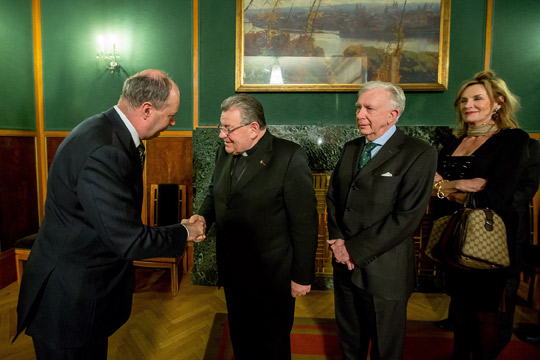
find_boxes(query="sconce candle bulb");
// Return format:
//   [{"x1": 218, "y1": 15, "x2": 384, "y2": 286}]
[{"x1": 96, "y1": 34, "x2": 120, "y2": 72}]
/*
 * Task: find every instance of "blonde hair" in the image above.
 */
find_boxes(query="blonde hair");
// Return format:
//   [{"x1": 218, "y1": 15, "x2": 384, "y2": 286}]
[{"x1": 453, "y1": 70, "x2": 520, "y2": 137}]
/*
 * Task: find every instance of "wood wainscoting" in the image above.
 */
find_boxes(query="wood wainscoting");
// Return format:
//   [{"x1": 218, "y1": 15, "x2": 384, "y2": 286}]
[
  {"x1": 0, "y1": 135, "x2": 40, "y2": 252},
  {"x1": 43, "y1": 134, "x2": 195, "y2": 257},
  {"x1": 0, "y1": 132, "x2": 196, "y2": 290},
  {"x1": 145, "y1": 136, "x2": 194, "y2": 271}
]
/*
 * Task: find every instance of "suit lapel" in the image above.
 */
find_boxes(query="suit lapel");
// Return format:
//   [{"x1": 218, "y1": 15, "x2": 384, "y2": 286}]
[
  {"x1": 230, "y1": 131, "x2": 273, "y2": 195},
  {"x1": 352, "y1": 139, "x2": 365, "y2": 175},
  {"x1": 104, "y1": 108, "x2": 145, "y2": 201},
  {"x1": 355, "y1": 129, "x2": 405, "y2": 178},
  {"x1": 104, "y1": 108, "x2": 141, "y2": 169}
]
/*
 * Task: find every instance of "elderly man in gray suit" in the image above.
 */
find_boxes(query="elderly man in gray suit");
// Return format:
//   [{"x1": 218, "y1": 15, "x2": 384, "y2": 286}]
[{"x1": 327, "y1": 81, "x2": 437, "y2": 360}]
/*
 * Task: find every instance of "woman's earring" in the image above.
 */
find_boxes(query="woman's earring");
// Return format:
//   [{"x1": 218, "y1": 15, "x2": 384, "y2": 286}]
[{"x1": 491, "y1": 107, "x2": 499, "y2": 120}]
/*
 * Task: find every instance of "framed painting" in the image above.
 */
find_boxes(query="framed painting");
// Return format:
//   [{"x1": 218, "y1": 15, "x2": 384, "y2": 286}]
[{"x1": 235, "y1": 0, "x2": 450, "y2": 92}]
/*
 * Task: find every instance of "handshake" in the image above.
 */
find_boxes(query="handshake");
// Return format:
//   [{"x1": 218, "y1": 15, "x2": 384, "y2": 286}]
[{"x1": 181, "y1": 215, "x2": 206, "y2": 243}]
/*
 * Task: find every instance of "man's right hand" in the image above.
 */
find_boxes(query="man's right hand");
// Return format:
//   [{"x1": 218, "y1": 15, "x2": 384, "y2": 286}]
[
  {"x1": 328, "y1": 238, "x2": 355, "y2": 270},
  {"x1": 182, "y1": 215, "x2": 206, "y2": 242}
]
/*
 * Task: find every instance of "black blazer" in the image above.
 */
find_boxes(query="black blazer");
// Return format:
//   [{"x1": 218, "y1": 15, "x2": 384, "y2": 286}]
[
  {"x1": 16, "y1": 108, "x2": 188, "y2": 348},
  {"x1": 199, "y1": 131, "x2": 318, "y2": 289},
  {"x1": 327, "y1": 128, "x2": 437, "y2": 300}
]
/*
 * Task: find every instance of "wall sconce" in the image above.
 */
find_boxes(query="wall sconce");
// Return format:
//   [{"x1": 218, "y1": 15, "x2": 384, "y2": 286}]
[{"x1": 96, "y1": 35, "x2": 120, "y2": 72}]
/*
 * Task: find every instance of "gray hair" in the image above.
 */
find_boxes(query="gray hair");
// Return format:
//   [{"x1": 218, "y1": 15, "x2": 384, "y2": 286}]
[
  {"x1": 359, "y1": 81, "x2": 406, "y2": 120},
  {"x1": 221, "y1": 94, "x2": 266, "y2": 129},
  {"x1": 119, "y1": 70, "x2": 172, "y2": 110}
]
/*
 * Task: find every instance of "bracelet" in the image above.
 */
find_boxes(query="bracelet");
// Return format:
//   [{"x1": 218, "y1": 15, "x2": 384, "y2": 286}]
[{"x1": 434, "y1": 180, "x2": 449, "y2": 199}]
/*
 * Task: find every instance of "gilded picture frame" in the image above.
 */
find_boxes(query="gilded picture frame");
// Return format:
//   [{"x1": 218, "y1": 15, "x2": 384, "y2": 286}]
[{"x1": 235, "y1": 0, "x2": 451, "y2": 92}]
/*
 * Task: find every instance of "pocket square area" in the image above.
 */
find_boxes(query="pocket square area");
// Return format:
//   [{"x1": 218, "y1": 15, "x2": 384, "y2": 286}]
[{"x1": 381, "y1": 172, "x2": 393, "y2": 177}]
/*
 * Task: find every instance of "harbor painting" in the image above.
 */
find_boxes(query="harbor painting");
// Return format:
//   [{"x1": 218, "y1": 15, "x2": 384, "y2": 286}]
[{"x1": 235, "y1": 0, "x2": 450, "y2": 92}]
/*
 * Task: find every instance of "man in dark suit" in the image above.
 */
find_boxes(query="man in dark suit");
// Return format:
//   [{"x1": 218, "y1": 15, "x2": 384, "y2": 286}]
[
  {"x1": 15, "y1": 69, "x2": 205, "y2": 359},
  {"x1": 327, "y1": 81, "x2": 437, "y2": 359},
  {"x1": 199, "y1": 94, "x2": 318, "y2": 359}
]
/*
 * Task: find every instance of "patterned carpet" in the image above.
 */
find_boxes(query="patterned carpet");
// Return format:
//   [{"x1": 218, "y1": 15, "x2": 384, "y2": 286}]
[{"x1": 204, "y1": 313, "x2": 540, "y2": 359}]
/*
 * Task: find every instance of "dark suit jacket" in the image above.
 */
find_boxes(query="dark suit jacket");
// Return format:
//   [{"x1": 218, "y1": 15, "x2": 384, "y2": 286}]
[
  {"x1": 327, "y1": 128, "x2": 437, "y2": 301},
  {"x1": 199, "y1": 131, "x2": 318, "y2": 290},
  {"x1": 16, "y1": 108, "x2": 187, "y2": 348}
]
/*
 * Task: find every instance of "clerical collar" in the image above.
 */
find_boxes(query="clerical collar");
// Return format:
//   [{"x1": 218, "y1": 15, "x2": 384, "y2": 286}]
[
  {"x1": 234, "y1": 152, "x2": 248, "y2": 158},
  {"x1": 235, "y1": 131, "x2": 266, "y2": 157}
]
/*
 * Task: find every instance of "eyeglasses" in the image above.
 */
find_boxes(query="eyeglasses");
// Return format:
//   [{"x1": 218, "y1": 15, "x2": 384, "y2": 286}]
[{"x1": 217, "y1": 123, "x2": 250, "y2": 136}]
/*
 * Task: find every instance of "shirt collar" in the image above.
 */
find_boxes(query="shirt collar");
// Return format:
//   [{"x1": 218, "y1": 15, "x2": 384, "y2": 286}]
[
  {"x1": 370, "y1": 125, "x2": 396, "y2": 147},
  {"x1": 114, "y1": 105, "x2": 141, "y2": 147}
]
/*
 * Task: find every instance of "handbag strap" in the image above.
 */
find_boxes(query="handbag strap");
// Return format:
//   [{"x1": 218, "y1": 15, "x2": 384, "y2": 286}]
[
  {"x1": 465, "y1": 193, "x2": 478, "y2": 209},
  {"x1": 482, "y1": 209, "x2": 495, "y2": 231},
  {"x1": 466, "y1": 193, "x2": 497, "y2": 231}
]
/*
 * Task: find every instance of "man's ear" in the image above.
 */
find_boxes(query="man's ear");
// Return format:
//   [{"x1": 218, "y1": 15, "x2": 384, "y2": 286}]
[
  {"x1": 248, "y1": 122, "x2": 260, "y2": 139},
  {"x1": 388, "y1": 109, "x2": 399, "y2": 124},
  {"x1": 141, "y1": 102, "x2": 153, "y2": 120}
]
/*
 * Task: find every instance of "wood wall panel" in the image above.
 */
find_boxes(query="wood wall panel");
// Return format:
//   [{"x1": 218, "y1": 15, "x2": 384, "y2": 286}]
[
  {"x1": 0, "y1": 137, "x2": 39, "y2": 251},
  {"x1": 145, "y1": 137, "x2": 193, "y2": 222},
  {"x1": 44, "y1": 135, "x2": 194, "y2": 224},
  {"x1": 46, "y1": 136, "x2": 65, "y2": 169}
]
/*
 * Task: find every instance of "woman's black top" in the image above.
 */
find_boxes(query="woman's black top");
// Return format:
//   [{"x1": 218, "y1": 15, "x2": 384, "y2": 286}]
[{"x1": 432, "y1": 128, "x2": 529, "y2": 311}]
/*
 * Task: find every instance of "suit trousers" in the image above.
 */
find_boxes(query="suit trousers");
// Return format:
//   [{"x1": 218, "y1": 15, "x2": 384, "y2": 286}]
[
  {"x1": 32, "y1": 336, "x2": 107, "y2": 360},
  {"x1": 333, "y1": 263, "x2": 407, "y2": 360},
  {"x1": 223, "y1": 284, "x2": 295, "y2": 360}
]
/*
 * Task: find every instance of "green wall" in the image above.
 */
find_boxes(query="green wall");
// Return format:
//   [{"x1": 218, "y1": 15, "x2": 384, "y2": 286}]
[
  {"x1": 199, "y1": 0, "x2": 488, "y2": 127},
  {"x1": 0, "y1": 0, "x2": 35, "y2": 130},
  {"x1": 40, "y1": 0, "x2": 193, "y2": 131},
  {"x1": 491, "y1": 0, "x2": 540, "y2": 132},
  {"x1": 1, "y1": 0, "x2": 539, "y2": 132}
]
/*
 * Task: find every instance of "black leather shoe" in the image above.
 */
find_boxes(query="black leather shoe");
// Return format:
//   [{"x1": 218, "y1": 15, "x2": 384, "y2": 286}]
[{"x1": 515, "y1": 323, "x2": 540, "y2": 345}]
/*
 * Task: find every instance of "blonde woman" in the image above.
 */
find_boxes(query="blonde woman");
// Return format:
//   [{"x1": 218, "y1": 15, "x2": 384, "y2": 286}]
[{"x1": 431, "y1": 71, "x2": 529, "y2": 359}]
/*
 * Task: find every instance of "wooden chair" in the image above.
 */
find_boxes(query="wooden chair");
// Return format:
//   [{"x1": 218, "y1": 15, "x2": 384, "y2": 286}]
[{"x1": 133, "y1": 184, "x2": 187, "y2": 295}]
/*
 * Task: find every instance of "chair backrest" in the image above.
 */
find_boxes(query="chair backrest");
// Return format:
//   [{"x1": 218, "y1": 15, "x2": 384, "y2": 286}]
[{"x1": 149, "y1": 184, "x2": 187, "y2": 227}]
